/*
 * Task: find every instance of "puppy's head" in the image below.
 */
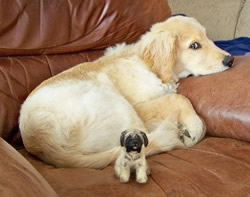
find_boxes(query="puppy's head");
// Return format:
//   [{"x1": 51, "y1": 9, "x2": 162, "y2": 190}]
[
  {"x1": 120, "y1": 129, "x2": 148, "y2": 153},
  {"x1": 137, "y1": 16, "x2": 233, "y2": 83}
]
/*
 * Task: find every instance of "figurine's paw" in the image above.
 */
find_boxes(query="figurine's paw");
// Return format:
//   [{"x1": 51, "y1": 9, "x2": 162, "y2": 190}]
[
  {"x1": 115, "y1": 169, "x2": 121, "y2": 178},
  {"x1": 136, "y1": 168, "x2": 148, "y2": 184},
  {"x1": 136, "y1": 175, "x2": 148, "y2": 184},
  {"x1": 146, "y1": 168, "x2": 151, "y2": 176},
  {"x1": 114, "y1": 163, "x2": 121, "y2": 178},
  {"x1": 119, "y1": 175, "x2": 130, "y2": 183}
]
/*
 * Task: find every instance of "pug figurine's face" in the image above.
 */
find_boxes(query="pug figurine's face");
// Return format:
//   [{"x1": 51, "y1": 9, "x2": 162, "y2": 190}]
[
  {"x1": 124, "y1": 134, "x2": 143, "y2": 153},
  {"x1": 120, "y1": 129, "x2": 148, "y2": 153}
]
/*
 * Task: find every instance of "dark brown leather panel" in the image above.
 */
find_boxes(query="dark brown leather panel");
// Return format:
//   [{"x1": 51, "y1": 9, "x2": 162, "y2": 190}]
[
  {"x1": 0, "y1": 0, "x2": 171, "y2": 56},
  {"x1": 19, "y1": 137, "x2": 250, "y2": 197},
  {"x1": 178, "y1": 56, "x2": 250, "y2": 142},
  {"x1": 0, "y1": 137, "x2": 58, "y2": 197},
  {"x1": 0, "y1": 50, "x2": 104, "y2": 145}
]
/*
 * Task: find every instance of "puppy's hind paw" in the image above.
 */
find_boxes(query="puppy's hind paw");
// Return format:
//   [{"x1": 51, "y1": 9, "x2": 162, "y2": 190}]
[{"x1": 178, "y1": 124, "x2": 194, "y2": 147}]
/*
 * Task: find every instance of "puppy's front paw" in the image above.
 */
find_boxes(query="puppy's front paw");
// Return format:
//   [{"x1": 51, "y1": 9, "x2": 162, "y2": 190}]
[{"x1": 164, "y1": 80, "x2": 179, "y2": 93}]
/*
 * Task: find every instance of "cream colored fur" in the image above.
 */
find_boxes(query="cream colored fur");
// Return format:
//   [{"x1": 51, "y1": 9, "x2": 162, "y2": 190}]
[{"x1": 19, "y1": 16, "x2": 230, "y2": 169}]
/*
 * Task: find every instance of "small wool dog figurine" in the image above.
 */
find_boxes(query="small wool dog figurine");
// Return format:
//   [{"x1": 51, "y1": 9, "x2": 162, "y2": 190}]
[{"x1": 115, "y1": 129, "x2": 150, "y2": 183}]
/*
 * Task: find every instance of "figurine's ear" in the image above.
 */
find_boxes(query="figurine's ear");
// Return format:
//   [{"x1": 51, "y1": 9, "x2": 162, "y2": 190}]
[
  {"x1": 140, "y1": 131, "x2": 148, "y2": 147},
  {"x1": 120, "y1": 130, "x2": 128, "y2": 146}
]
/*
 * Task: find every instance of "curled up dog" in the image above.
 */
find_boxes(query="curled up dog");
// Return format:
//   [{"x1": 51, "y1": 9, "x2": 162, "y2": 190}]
[
  {"x1": 19, "y1": 16, "x2": 233, "y2": 169},
  {"x1": 115, "y1": 129, "x2": 150, "y2": 184}
]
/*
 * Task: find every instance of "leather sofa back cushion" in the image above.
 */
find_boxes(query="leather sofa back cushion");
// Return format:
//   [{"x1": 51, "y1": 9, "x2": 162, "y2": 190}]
[
  {"x1": 0, "y1": 51, "x2": 103, "y2": 145},
  {"x1": 178, "y1": 56, "x2": 250, "y2": 143},
  {"x1": 0, "y1": 0, "x2": 171, "y2": 56}
]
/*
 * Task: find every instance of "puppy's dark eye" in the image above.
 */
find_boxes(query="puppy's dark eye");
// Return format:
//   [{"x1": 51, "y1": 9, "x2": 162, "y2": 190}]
[{"x1": 189, "y1": 42, "x2": 201, "y2": 50}]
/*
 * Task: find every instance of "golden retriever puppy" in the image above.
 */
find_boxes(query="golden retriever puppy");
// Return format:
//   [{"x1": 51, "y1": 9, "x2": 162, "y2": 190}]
[{"x1": 19, "y1": 16, "x2": 233, "y2": 169}]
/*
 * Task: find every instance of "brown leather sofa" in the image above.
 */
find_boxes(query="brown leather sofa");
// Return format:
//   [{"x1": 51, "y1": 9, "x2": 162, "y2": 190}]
[{"x1": 0, "y1": 1, "x2": 250, "y2": 196}]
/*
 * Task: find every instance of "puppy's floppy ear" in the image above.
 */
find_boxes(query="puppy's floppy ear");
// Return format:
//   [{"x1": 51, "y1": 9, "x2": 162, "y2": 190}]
[
  {"x1": 140, "y1": 131, "x2": 148, "y2": 147},
  {"x1": 138, "y1": 29, "x2": 178, "y2": 83},
  {"x1": 120, "y1": 130, "x2": 128, "y2": 147}
]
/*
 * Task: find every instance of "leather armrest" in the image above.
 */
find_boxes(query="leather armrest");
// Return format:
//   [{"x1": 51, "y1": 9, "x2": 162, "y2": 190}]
[
  {"x1": 0, "y1": 137, "x2": 58, "y2": 197},
  {"x1": 178, "y1": 56, "x2": 250, "y2": 142}
]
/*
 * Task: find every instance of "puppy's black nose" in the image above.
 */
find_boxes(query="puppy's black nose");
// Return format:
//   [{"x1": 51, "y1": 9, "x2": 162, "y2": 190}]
[{"x1": 222, "y1": 55, "x2": 234, "y2": 68}]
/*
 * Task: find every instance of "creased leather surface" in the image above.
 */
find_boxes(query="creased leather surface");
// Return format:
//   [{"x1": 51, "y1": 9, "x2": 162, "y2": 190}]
[
  {"x1": 0, "y1": 0, "x2": 171, "y2": 56},
  {"x1": 0, "y1": 50, "x2": 104, "y2": 146},
  {"x1": 0, "y1": 137, "x2": 58, "y2": 197},
  {"x1": 178, "y1": 56, "x2": 250, "y2": 143},
  {"x1": 19, "y1": 137, "x2": 250, "y2": 197}
]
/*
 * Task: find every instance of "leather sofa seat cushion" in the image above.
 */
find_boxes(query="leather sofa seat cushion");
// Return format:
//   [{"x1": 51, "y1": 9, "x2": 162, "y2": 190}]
[
  {"x1": 0, "y1": 138, "x2": 58, "y2": 197},
  {"x1": 179, "y1": 56, "x2": 250, "y2": 143},
  {"x1": 19, "y1": 137, "x2": 250, "y2": 197}
]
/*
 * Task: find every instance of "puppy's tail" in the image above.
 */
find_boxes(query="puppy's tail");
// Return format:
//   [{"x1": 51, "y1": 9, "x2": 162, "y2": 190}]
[
  {"x1": 20, "y1": 109, "x2": 121, "y2": 169},
  {"x1": 39, "y1": 145, "x2": 122, "y2": 169},
  {"x1": 70, "y1": 147, "x2": 122, "y2": 169}
]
